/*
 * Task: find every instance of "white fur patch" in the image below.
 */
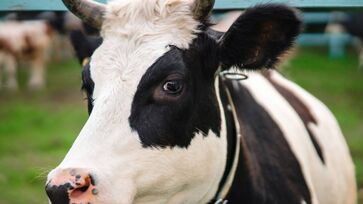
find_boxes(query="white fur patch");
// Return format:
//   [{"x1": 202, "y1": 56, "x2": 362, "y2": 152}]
[{"x1": 103, "y1": 0, "x2": 199, "y2": 49}]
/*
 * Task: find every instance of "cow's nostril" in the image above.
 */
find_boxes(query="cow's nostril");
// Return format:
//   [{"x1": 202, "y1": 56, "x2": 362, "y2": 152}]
[
  {"x1": 46, "y1": 169, "x2": 97, "y2": 204},
  {"x1": 79, "y1": 185, "x2": 89, "y2": 192},
  {"x1": 70, "y1": 179, "x2": 90, "y2": 198}
]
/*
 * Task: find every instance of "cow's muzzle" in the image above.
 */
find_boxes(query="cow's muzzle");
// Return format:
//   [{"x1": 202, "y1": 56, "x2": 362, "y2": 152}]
[{"x1": 45, "y1": 168, "x2": 98, "y2": 204}]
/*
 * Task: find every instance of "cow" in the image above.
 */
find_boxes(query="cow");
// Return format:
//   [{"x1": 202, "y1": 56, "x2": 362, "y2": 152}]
[
  {"x1": 45, "y1": 0, "x2": 357, "y2": 203},
  {"x1": 69, "y1": 29, "x2": 102, "y2": 65},
  {"x1": 0, "y1": 20, "x2": 53, "y2": 90},
  {"x1": 0, "y1": 11, "x2": 94, "y2": 90},
  {"x1": 328, "y1": 13, "x2": 363, "y2": 70}
]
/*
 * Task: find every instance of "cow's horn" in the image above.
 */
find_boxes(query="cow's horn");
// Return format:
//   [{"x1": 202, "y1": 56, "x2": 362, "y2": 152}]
[
  {"x1": 191, "y1": 0, "x2": 215, "y2": 21},
  {"x1": 62, "y1": 0, "x2": 106, "y2": 29}
]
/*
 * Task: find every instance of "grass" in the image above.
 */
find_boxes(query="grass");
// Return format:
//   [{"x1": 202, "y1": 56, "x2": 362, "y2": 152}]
[
  {"x1": 0, "y1": 47, "x2": 362, "y2": 203},
  {"x1": 0, "y1": 59, "x2": 88, "y2": 204}
]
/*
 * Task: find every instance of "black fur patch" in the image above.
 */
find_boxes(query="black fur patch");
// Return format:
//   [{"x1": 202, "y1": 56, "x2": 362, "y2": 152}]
[
  {"x1": 342, "y1": 13, "x2": 363, "y2": 41},
  {"x1": 263, "y1": 71, "x2": 325, "y2": 163},
  {"x1": 45, "y1": 183, "x2": 71, "y2": 204},
  {"x1": 69, "y1": 30, "x2": 102, "y2": 64},
  {"x1": 205, "y1": 27, "x2": 224, "y2": 40},
  {"x1": 129, "y1": 34, "x2": 221, "y2": 148},
  {"x1": 81, "y1": 61, "x2": 95, "y2": 114},
  {"x1": 219, "y1": 4, "x2": 302, "y2": 70},
  {"x1": 221, "y1": 79, "x2": 311, "y2": 204}
]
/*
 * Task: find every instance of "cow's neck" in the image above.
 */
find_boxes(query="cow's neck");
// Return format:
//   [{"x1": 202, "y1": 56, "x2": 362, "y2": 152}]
[{"x1": 220, "y1": 76, "x2": 312, "y2": 204}]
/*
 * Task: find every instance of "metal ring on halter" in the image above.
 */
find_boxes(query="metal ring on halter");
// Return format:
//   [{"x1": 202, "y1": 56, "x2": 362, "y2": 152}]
[
  {"x1": 221, "y1": 71, "x2": 249, "y2": 81},
  {"x1": 214, "y1": 199, "x2": 228, "y2": 204}
]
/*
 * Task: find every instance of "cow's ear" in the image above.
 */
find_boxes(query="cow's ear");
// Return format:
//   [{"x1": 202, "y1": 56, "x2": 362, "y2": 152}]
[{"x1": 218, "y1": 4, "x2": 302, "y2": 70}]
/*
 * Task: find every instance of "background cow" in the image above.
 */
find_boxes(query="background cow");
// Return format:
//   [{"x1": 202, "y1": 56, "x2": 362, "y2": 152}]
[
  {"x1": 0, "y1": 20, "x2": 53, "y2": 90},
  {"x1": 69, "y1": 29, "x2": 102, "y2": 65},
  {"x1": 342, "y1": 13, "x2": 363, "y2": 70},
  {"x1": 326, "y1": 13, "x2": 363, "y2": 70},
  {"x1": 45, "y1": 0, "x2": 356, "y2": 204},
  {"x1": 0, "y1": 11, "x2": 93, "y2": 90}
]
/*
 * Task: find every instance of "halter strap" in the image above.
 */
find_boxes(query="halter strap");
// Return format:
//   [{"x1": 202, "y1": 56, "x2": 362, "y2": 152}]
[{"x1": 211, "y1": 73, "x2": 244, "y2": 203}]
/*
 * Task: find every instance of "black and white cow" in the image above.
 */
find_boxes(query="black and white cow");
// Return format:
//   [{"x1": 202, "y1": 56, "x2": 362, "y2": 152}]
[{"x1": 45, "y1": 0, "x2": 357, "y2": 203}]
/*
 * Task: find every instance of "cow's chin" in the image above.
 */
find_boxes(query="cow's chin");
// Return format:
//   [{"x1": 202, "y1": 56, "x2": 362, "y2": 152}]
[{"x1": 49, "y1": 131, "x2": 226, "y2": 204}]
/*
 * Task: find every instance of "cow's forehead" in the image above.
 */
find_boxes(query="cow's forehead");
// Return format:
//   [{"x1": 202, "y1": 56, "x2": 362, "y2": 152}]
[
  {"x1": 101, "y1": 0, "x2": 200, "y2": 49},
  {"x1": 90, "y1": 0, "x2": 201, "y2": 91}
]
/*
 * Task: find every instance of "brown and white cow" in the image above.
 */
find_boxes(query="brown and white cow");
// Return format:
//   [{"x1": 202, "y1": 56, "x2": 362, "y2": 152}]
[
  {"x1": 0, "y1": 20, "x2": 53, "y2": 90},
  {"x1": 45, "y1": 0, "x2": 356, "y2": 203}
]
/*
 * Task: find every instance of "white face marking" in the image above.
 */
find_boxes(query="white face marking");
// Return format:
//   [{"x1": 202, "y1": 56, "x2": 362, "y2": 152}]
[{"x1": 47, "y1": 0, "x2": 227, "y2": 203}]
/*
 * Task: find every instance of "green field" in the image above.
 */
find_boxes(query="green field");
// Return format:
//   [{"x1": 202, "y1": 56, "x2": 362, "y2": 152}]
[{"x1": 0, "y1": 48, "x2": 362, "y2": 203}]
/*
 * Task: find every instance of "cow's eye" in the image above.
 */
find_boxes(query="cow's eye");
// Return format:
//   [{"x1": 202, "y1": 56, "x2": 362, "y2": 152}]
[{"x1": 163, "y1": 80, "x2": 183, "y2": 95}]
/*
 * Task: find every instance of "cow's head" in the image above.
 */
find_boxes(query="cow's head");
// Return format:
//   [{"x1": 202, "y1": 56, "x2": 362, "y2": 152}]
[{"x1": 46, "y1": 0, "x2": 301, "y2": 203}]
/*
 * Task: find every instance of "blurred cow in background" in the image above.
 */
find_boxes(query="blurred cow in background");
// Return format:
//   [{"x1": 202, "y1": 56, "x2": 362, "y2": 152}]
[
  {"x1": 326, "y1": 13, "x2": 363, "y2": 70},
  {"x1": 342, "y1": 13, "x2": 363, "y2": 70},
  {"x1": 0, "y1": 20, "x2": 54, "y2": 90},
  {"x1": 69, "y1": 29, "x2": 102, "y2": 65},
  {"x1": 0, "y1": 11, "x2": 90, "y2": 90}
]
